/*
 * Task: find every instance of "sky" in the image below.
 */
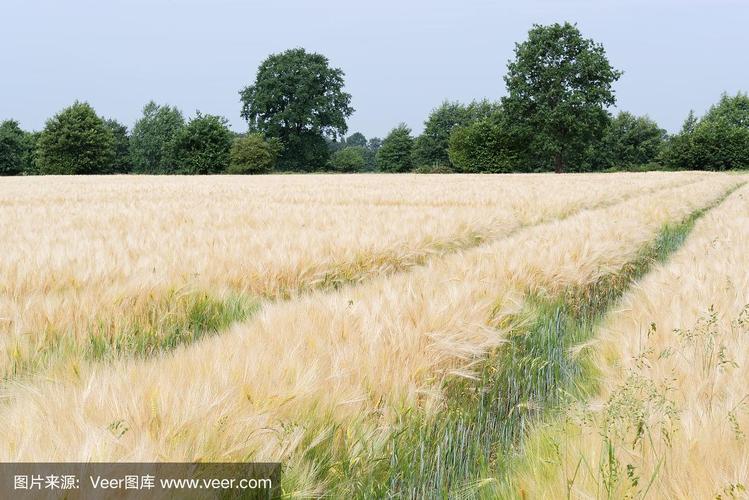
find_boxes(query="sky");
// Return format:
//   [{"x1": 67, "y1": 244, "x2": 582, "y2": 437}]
[{"x1": 1, "y1": 0, "x2": 747, "y2": 138}]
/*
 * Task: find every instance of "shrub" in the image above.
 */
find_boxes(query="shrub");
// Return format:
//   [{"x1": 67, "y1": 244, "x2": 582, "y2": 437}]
[
  {"x1": 672, "y1": 119, "x2": 749, "y2": 170},
  {"x1": 172, "y1": 113, "x2": 233, "y2": 174},
  {"x1": 662, "y1": 95, "x2": 749, "y2": 170},
  {"x1": 413, "y1": 100, "x2": 501, "y2": 168},
  {"x1": 412, "y1": 164, "x2": 454, "y2": 174},
  {"x1": 228, "y1": 133, "x2": 282, "y2": 174},
  {"x1": 376, "y1": 124, "x2": 414, "y2": 172},
  {"x1": 448, "y1": 117, "x2": 522, "y2": 173},
  {"x1": 588, "y1": 112, "x2": 667, "y2": 170},
  {"x1": 330, "y1": 146, "x2": 365, "y2": 172},
  {"x1": 36, "y1": 102, "x2": 115, "y2": 175}
]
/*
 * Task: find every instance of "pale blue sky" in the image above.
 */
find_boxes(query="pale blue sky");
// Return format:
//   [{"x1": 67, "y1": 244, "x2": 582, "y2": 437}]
[{"x1": 1, "y1": 0, "x2": 747, "y2": 138}]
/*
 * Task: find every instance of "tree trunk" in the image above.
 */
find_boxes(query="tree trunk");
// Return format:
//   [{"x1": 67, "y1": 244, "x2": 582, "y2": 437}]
[{"x1": 554, "y1": 152, "x2": 565, "y2": 174}]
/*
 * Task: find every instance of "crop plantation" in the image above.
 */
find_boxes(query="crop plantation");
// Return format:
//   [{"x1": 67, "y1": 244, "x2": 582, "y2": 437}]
[{"x1": 1, "y1": 172, "x2": 748, "y2": 498}]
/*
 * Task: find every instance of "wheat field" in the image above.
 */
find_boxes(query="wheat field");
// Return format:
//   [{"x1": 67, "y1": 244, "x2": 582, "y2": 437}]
[{"x1": 1, "y1": 172, "x2": 747, "y2": 497}]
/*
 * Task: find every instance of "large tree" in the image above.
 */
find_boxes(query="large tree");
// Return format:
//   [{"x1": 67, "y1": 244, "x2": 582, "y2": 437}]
[
  {"x1": 502, "y1": 22, "x2": 622, "y2": 172},
  {"x1": 239, "y1": 48, "x2": 353, "y2": 170},
  {"x1": 0, "y1": 120, "x2": 26, "y2": 175},
  {"x1": 130, "y1": 101, "x2": 185, "y2": 173},
  {"x1": 172, "y1": 112, "x2": 233, "y2": 174},
  {"x1": 36, "y1": 101, "x2": 115, "y2": 175}
]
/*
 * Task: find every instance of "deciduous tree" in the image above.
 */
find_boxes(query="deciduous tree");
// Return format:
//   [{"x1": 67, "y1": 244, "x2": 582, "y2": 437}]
[
  {"x1": 239, "y1": 48, "x2": 353, "y2": 170},
  {"x1": 413, "y1": 100, "x2": 500, "y2": 168},
  {"x1": 104, "y1": 119, "x2": 131, "y2": 173},
  {"x1": 376, "y1": 124, "x2": 414, "y2": 172},
  {"x1": 0, "y1": 120, "x2": 25, "y2": 175},
  {"x1": 172, "y1": 113, "x2": 233, "y2": 174},
  {"x1": 330, "y1": 146, "x2": 365, "y2": 172},
  {"x1": 130, "y1": 101, "x2": 185, "y2": 173},
  {"x1": 589, "y1": 112, "x2": 667, "y2": 170},
  {"x1": 36, "y1": 102, "x2": 115, "y2": 175},
  {"x1": 502, "y1": 23, "x2": 622, "y2": 172}
]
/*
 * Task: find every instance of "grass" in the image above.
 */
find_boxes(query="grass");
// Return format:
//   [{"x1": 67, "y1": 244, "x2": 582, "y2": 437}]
[
  {"x1": 4, "y1": 290, "x2": 258, "y2": 381},
  {"x1": 321, "y1": 182, "x2": 743, "y2": 498},
  {"x1": 504, "y1": 182, "x2": 749, "y2": 499}
]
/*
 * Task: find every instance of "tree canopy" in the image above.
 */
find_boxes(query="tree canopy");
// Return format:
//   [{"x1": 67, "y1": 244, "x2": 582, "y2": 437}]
[
  {"x1": 662, "y1": 96, "x2": 749, "y2": 171},
  {"x1": 502, "y1": 22, "x2": 622, "y2": 172},
  {"x1": 228, "y1": 133, "x2": 282, "y2": 174},
  {"x1": 413, "y1": 100, "x2": 500, "y2": 168},
  {"x1": 239, "y1": 48, "x2": 353, "y2": 170},
  {"x1": 448, "y1": 110, "x2": 524, "y2": 173},
  {"x1": 36, "y1": 102, "x2": 115, "y2": 175},
  {"x1": 345, "y1": 132, "x2": 367, "y2": 148},
  {"x1": 172, "y1": 113, "x2": 233, "y2": 174},
  {"x1": 702, "y1": 92, "x2": 749, "y2": 128},
  {"x1": 104, "y1": 119, "x2": 131, "y2": 174},
  {"x1": 0, "y1": 120, "x2": 25, "y2": 176},
  {"x1": 130, "y1": 101, "x2": 185, "y2": 173},
  {"x1": 588, "y1": 112, "x2": 667, "y2": 170},
  {"x1": 330, "y1": 146, "x2": 366, "y2": 172},
  {"x1": 376, "y1": 124, "x2": 414, "y2": 172}
]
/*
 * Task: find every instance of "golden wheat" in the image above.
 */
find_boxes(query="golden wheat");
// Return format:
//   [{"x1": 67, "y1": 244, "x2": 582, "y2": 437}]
[
  {"x1": 513, "y1": 182, "x2": 749, "y2": 499},
  {"x1": 0, "y1": 172, "x2": 700, "y2": 377},
  {"x1": 0, "y1": 175, "x2": 735, "y2": 487}
]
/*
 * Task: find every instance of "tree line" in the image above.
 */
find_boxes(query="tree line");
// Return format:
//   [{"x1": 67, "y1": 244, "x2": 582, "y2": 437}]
[{"x1": 1, "y1": 22, "x2": 748, "y2": 176}]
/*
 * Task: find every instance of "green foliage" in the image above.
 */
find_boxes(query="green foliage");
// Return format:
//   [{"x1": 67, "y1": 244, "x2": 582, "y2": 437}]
[
  {"x1": 502, "y1": 22, "x2": 622, "y2": 172},
  {"x1": 330, "y1": 146, "x2": 365, "y2": 172},
  {"x1": 172, "y1": 113, "x2": 233, "y2": 174},
  {"x1": 448, "y1": 112, "x2": 524, "y2": 173},
  {"x1": 239, "y1": 48, "x2": 353, "y2": 170},
  {"x1": 341, "y1": 187, "x2": 738, "y2": 498},
  {"x1": 283, "y1": 130, "x2": 330, "y2": 171},
  {"x1": 36, "y1": 101, "x2": 115, "y2": 175},
  {"x1": 365, "y1": 137, "x2": 381, "y2": 171},
  {"x1": 345, "y1": 132, "x2": 367, "y2": 148},
  {"x1": 130, "y1": 101, "x2": 185, "y2": 173},
  {"x1": 663, "y1": 119, "x2": 749, "y2": 171},
  {"x1": 588, "y1": 112, "x2": 667, "y2": 170},
  {"x1": 702, "y1": 91, "x2": 749, "y2": 128},
  {"x1": 413, "y1": 100, "x2": 500, "y2": 168},
  {"x1": 21, "y1": 131, "x2": 41, "y2": 175},
  {"x1": 412, "y1": 164, "x2": 454, "y2": 174},
  {"x1": 376, "y1": 124, "x2": 414, "y2": 172},
  {"x1": 104, "y1": 119, "x2": 131, "y2": 174},
  {"x1": 227, "y1": 133, "x2": 282, "y2": 174},
  {"x1": 0, "y1": 120, "x2": 25, "y2": 175},
  {"x1": 661, "y1": 93, "x2": 749, "y2": 170}
]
